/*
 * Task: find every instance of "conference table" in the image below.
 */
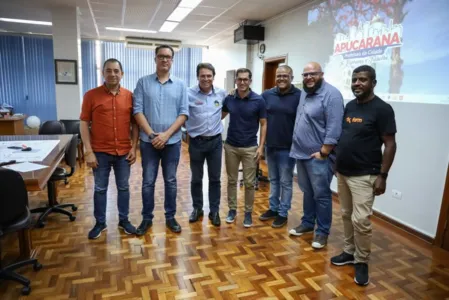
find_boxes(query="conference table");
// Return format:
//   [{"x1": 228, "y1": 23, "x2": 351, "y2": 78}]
[{"x1": 0, "y1": 134, "x2": 72, "y2": 259}]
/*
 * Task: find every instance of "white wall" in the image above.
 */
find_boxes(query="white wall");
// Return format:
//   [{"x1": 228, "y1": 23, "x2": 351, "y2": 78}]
[
  {"x1": 203, "y1": 37, "x2": 247, "y2": 140},
  {"x1": 246, "y1": 3, "x2": 449, "y2": 238},
  {"x1": 52, "y1": 7, "x2": 82, "y2": 120}
]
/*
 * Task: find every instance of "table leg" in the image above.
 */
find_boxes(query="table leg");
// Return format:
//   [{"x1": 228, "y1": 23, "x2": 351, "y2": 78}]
[{"x1": 18, "y1": 228, "x2": 35, "y2": 259}]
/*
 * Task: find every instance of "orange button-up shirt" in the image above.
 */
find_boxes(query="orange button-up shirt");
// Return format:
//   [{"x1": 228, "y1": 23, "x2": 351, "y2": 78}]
[{"x1": 80, "y1": 85, "x2": 134, "y2": 156}]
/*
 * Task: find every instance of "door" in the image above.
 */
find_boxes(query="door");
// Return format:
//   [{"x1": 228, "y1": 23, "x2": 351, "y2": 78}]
[
  {"x1": 262, "y1": 56, "x2": 287, "y2": 91},
  {"x1": 436, "y1": 163, "x2": 449, "y2": 250}
]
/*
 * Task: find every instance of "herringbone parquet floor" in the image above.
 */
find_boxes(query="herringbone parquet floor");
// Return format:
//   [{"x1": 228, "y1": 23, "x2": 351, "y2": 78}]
[{"x1": 1, "y1": 142, "x2": 449, "y2": 299}]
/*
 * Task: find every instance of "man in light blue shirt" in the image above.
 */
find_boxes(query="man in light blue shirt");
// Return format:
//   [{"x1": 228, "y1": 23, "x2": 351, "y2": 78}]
[
  {"x1": 289, "y1": 62, "x2": 344, "y2": 249},
  {"x1": 185, "y1": 63, "x2": 227, "y2": 227},
  {"x1": 133, "y1": 45, "x2": 189, "y2": 235}
]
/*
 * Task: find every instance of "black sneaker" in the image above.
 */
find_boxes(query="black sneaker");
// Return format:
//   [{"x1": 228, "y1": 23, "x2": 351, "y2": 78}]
[
  {"x1": 88, "y1": 222, "x2": 107, "y2": 239},
  {"x1": 354, "y1": 263, "x2": 369, "y2": 286},
  {"x1": 311, "y1": 234, "x2": 328, "y2": 249},
  {"x1": 272, "y1": 215, "x2": 288, "y2": 228},
  {"x1": 243, "y1": 212, "x2": 252, "y2": 228},
  {"x1": 259, "y1": 209, "x2": 278, "y2": 221},
  {"x1": 331, "y1": 252, "x2": 355, "y2": 266},
  {"x1": 226, "y1": 210, "x2": 237, "y2": 223},
  {"x1": 288, "y1": 224, "x2": 314, "y2": 236},
  {"x1": 118, "y1": 220, "x2": 136, "y2": 235}
]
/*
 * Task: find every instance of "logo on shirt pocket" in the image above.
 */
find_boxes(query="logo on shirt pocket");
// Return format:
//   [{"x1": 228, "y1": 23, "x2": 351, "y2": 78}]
[{"x1": 214, "y1": 100, "x2": 220, "y2": 107}]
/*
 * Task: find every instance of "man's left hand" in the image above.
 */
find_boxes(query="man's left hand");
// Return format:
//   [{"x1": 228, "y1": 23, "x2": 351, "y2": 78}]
[
  {"x1": 310, "y1": 152, "x2": 326, "y2": 160},
  {"x1": 126, "y1": 147, "x2": 137, "y2": 165},
  {"x1": 373, "y1": 176, "x2": 386, "y2": 196},
  {"x1": 255, "y1": 147, "x2": 264, "y2": 162},
  {"x1": 152, "y1": 132, "x2": 169, "y2": 149}
]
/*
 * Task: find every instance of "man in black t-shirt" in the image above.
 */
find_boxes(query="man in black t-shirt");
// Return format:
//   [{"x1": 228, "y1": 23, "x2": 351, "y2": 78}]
[{"x1": 331, "y1": 65, "x2": 397, "y2": 286}]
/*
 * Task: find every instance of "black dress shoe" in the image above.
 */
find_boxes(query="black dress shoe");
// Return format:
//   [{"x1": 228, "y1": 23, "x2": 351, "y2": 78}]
[
  {"x1": 208, "y1": 212, "x2": 221, "y2": 227},
  {"x1": 189, "y1": 208, "x2": 204, "y2": 223},
  {"x1": 166, "y1": 218, "x2": 182, "y2": 233},
  {"x1": 136, "y1": 220, "x2": 153, "y2": 236}
]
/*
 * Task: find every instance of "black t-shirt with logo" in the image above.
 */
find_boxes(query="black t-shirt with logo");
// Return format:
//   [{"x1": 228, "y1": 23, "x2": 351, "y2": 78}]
[{"x1": 336, "y1": 96, "x2": 396, "y2": 176}]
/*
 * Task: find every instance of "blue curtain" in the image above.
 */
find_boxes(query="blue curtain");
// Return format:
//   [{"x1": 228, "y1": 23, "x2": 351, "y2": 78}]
[
  {"x1": 0, "y1": 36, "x2": 26, "y2": 115},
  {"x1": 81, "y1": 40, "x2": 97, "y2": 95},
  {"x1": 102, "y1": 41, "x2": 202, "y2": 91},
  {"x1": 0, "y1": 35, "x2": 56, "y2": 122},
  {"x1": 23, "y1": 36, "x2": 57, "y2": 122}
]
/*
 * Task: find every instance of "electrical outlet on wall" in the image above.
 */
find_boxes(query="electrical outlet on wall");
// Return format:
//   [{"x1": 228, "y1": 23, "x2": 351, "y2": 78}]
[{"x1": 392, "y1": 189, "x2": 402, "y2": 199}]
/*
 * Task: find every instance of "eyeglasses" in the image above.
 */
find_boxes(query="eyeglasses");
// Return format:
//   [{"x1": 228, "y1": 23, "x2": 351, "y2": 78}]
[
  {"x1": 302, "y1": 72, "x2": 322, "y2": 78},
  {"x1": 157, "y1": 55, "x2": 172, "y2": 61},
  {"x1": 236, "y1": 78, "x2": 250, "y2": 83}
]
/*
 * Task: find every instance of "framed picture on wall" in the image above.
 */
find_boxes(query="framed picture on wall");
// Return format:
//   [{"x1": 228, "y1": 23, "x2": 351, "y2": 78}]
[
  {"x1": 54, "y1": 59, "x2": 78, "y2": 84},
  {"x1": 292, "y1": 81, "x2": 303, "y2": 89}
]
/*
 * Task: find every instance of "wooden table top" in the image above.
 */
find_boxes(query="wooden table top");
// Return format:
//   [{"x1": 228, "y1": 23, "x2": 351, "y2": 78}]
[
  {"x1": 0, "y1": 115, "x2": 25, "y2": 121},
  {"x1": 0, "y1": 135, "x2": 72, "y2": 191}
]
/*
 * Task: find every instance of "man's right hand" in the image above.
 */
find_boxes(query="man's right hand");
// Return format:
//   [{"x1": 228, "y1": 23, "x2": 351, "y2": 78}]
[{"x1": 86, "y1": 152, "x2": 98, "y2": 169}]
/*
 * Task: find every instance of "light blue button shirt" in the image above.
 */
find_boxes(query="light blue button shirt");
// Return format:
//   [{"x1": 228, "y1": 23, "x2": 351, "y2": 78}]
[
  {"x1": 290, "y1": 80, "x2": 344, "y2": 160},
  {"x1": 133, "y1": 73, "x2": 189, "y2": 145},
  {"x1": 185, "y1": 85, "x2": 227, "y2": 138}
]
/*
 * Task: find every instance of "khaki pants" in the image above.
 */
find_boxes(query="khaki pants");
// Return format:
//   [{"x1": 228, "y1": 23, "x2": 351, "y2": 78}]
[
  {"x1": 337, "y1": 173, "x2": 377, "y2": 263},
  {"x1": 224, "y1": 143, "x2": 257, "y2": 212}
]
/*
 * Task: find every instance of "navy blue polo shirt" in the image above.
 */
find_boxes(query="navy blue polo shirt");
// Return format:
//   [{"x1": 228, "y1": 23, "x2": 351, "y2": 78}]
[
  {"x1": 262, "y1": 86, "x2": 301, "y2": 149},
  {"x1": 223, "y1": 90, "x2": 267, "y2": 147}
]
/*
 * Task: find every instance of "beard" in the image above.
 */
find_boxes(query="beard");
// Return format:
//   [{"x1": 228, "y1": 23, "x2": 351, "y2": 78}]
[{"x1": 303, "y1": 78, "x2": 323, "y2": 94}]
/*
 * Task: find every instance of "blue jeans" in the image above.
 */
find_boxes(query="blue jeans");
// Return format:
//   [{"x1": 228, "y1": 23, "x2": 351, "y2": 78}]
[
  {"x1": 93, "y1": 152, "x2": 131, "y2": 224},
  {"x1": 296, "y1": 158, "x2": 333, "y2": 236},
  {"x1": 189, "y1": 135, "x2": 222, "y2": 213},
  {"x1": 140, "y1": 140, "x2": 181, "y2": 220},
  {"x1": 266, "y1": 147, "x2": 295, "y2": 217}
]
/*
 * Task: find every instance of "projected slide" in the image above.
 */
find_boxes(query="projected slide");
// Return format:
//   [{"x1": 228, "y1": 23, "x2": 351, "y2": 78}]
[{"x1": 308, "y1": 0, "x2": 449, "y2": 104}]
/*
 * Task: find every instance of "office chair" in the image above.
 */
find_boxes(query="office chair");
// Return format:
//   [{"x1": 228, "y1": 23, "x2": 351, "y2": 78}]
[
  {"x1": 31, "y1": 134, "x2": 78, "y2": 228},
  {"x1": 0, "y1": 169, "x2": 42, "y2": 295},
  {"x1": 60, "y1": 119, "x2": 84, "y2": 168},
  {"x1": 38, "y1": 120, "x2": 66, "y2": 135}
]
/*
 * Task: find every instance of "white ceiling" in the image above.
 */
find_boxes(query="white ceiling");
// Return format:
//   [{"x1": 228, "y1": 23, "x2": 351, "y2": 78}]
[{"x1": 0, "y1": 0, "x2": 309, "y2": 47}]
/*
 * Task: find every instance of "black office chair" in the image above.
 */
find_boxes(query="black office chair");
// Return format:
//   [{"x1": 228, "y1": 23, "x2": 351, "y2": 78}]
[
  {"x1": 38, "y1": 120, "x2": 66, "y2": 135},
  {"x1": 31, "y1": 134, "x2": 78, "y2": 228},
  {"x1": 60, "y1": 119, "x2": 84, "y2": 168},
  {"x1": 0, "y1": 169, "x2": 42, "y2": 296}
]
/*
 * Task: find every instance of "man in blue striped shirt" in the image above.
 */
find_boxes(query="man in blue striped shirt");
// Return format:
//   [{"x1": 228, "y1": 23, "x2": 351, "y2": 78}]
[
  {"x1": 289, "y1": 62, "x2": 344, "y2": 249},
  {"x1": 133, "y1": 45, "x2": 189, "y2": 235},
  {"x1": 185, "y1": 63, "x2": 227, "y2": 227}
]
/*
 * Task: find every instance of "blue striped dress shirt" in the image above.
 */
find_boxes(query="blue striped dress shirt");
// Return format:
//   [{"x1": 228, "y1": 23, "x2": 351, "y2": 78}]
[
  {"x1": 290, "y1": 80, "x2": 344, "y2": 160},
  {"x1": 133, "y1": 73, "x2": 189, "y2": 145},
  {"x1": 185, "y1": 85, "x2": 227, "y2": 138}
]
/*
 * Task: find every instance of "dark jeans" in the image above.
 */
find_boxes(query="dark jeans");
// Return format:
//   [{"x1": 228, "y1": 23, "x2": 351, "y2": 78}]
[
  {"x1": 189, "y1": 134, "x2": 222, "y2": 213},
  {"x1": 93, "y1": 152, "x2": 131, "y2": 224},
  {"x1": 140, "y1": 140, "x2": 181, "y2": 220},
  {"x1": 296, "y1": 158, "x2": 334, "y2": 236}
]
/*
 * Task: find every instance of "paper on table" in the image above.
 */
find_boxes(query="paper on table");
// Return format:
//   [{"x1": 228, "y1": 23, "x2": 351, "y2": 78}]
[{"x1": 3, "y1": 162, "x2": 48, "y2": 172}]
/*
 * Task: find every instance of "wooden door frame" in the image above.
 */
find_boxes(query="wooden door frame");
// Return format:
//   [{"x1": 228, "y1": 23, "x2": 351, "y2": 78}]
[
  {"x1": 435, "y1": 163, "x2": 449, "y2": 248},
  {"x1": 262, "y1": 55, "x2": 288, "y2": 91}
]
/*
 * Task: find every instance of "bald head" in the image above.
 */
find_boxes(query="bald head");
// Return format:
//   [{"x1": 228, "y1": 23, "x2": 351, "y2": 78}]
[
  {"x1": 302, "y1": 62, "x2": 324, "y2": 94},
  {"x1": 303, "y1": 62, "x2": 322, "y2": 73}
]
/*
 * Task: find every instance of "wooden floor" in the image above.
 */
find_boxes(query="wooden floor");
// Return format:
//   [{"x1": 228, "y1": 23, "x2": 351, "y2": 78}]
[{"x1": 2, "y1": 142, "x2": 449, "y2": 299}]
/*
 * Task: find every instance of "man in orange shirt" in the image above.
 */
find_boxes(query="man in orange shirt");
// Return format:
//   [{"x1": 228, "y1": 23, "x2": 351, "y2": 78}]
[{"x1": 80, "y1": 58, "x2": 139, "y2": 239}]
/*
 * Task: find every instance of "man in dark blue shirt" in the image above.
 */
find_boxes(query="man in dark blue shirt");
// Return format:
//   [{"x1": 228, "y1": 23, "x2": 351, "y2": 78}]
[
  {"x1": 259, "y1": 65, "x2": 301, "y2": 228},
  {"x1": 222, "y1": 68, "x2": 267, "y2": 228}
]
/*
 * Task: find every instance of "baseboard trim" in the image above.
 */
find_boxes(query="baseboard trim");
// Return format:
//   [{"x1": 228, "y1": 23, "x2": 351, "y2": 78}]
[{"x1": 331, "y1": 192, "x2": 434, "y2": 244}]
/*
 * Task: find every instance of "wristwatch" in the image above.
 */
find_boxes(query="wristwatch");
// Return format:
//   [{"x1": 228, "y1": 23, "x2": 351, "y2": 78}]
[
  {"x1": 380, "y1": 172, "x2": 388, "y2": 179},
  {"x1": 319, "y1": 150, "x2": 328, "y2": 158},
  {"x1": 149, "y1": 133, "x2": 156, "y2": 140}
]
